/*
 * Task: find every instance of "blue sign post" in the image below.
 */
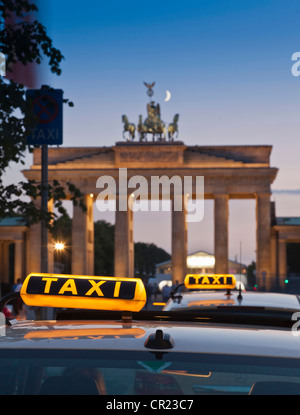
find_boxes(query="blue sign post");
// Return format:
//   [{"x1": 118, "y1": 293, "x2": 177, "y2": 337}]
[
  {"x1": 26, "y1": 89, "x2": 63, "y2": 286},
  {"x1": 26, "y1": 89, "x2": 63, "y2": 145}
]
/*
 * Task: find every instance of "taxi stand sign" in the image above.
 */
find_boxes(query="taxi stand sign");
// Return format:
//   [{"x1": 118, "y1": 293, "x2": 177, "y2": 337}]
[
  {"x1": 184, "y1": 274, "x2": 236, "y2": 290},
  {"x1": 20, "y1": 273, "x2": 147, "y2": 312},
  {"x1": 26, "y1": 89, "x2": 63, "y2": 145}
]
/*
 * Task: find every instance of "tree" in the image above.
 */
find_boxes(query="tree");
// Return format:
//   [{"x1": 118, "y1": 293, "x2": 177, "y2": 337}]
[
  {"x1": 94, "y1": 220, "x2": 114, "y2": 276},
  {"x1": 246, "y1": 261, "x2": 256, "y2": 288},
  {"x1": 41, "y1": 215, "x2": 170, "y2": 277},
  {"x1": 93, "y1": 221, "x2": 171, "y2": 278},
  {"x1": 0, "y1": 0, "x2": 84, "y2": 230},
  {"x1": 134, "y1": 242, "x2": 171, "y2": 278}
]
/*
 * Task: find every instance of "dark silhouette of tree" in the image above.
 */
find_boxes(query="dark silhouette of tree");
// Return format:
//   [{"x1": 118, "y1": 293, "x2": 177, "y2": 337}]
[
  {"x1": 134, "y1": 242, "x2": 170, "y2": 278},
  {"x1": 0, "y1": 0, "x2": 84, "y2": 229},
  {"x1": 48, "y1": 216, "x2": 170, "y2": 278},
  {"x1": 94, "y1": 220, "x2": 114, "y2": 276}
]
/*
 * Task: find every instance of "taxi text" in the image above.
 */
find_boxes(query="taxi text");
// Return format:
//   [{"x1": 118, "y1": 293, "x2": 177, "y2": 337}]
[
  {"x1": 25, "y1": 275, "x2": 136, "y2": 300},
  {"x1": 186, "y1": 275, "x2": 234, "y2": 285}
]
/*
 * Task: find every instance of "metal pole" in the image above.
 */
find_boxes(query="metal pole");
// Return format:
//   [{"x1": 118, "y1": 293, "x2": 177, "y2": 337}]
[
  {"x1": 38, "y1": 144, "x2": 48, "y2": 320},
  {"x1": 41, "y1": 144, "x2": 48, "y2": 274}
]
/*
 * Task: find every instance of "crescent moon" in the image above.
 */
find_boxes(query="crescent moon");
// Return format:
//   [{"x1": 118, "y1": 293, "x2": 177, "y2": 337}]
[{"x1": 164, "y1": 90, "x2": 171, "y2": 102}]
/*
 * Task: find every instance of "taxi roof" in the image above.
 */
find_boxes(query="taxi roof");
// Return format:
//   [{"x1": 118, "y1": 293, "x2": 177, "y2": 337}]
[
  {"x1": 1, "y1": 318, "x2": 300, "y2": 359},
  {"x1": 1, "y1": 273, "x2": 300, "y2": 362},
  {"x1": 163, "y1": 290, "x2": 300, "y2": 312}
]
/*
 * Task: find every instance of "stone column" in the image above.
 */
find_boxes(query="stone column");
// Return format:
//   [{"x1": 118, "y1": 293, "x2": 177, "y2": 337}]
[
  {"x1": 129, "y1": 207, "x2": 134, "y2": 278},
  {"x1": 14, "y1": 239, "x2": 24, "y2": 282},
  {"x1": 3, "y1": 242, "x2": 10, "y2": 283},
  {"x1": 26, "y1": 198, "x2": 54, "y2": 275},
  {"x1": 46, "y1": 198, "x2": 54, "y2": 274},
  {"x1": 270, "y1": 229, "x2": 277, "y2": 285},
  {"x1": 278, "y1": 239, "x2": 287, "y2": 288},
  {"x1": 72, "y1": 194, "x2": 94, "y2": 275},
  {"x1": 27, "y1": 220, "x2": 41, "y2": 274},
  {"x1": 171, "y1": 196, "x2": 187, "y2": 284},
  {"x1": 0, "y1": 242, "x2": 10, "y2": 284},
  {"x1": 214, "y1": 194, "x2": 229, "y2": 274},
  {"x1": 256, "y1": 193, "x2": 272, "y2": 290},
  {"x1": 0, "y1": 242, "x2": 4, "y2": 283},
  {"x1": 114, "y1": 196, "x2": 134, "y2": 278}
]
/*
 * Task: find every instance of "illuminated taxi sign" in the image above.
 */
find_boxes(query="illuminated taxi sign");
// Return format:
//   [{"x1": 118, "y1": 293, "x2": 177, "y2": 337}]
[
  {"x1": 20, "y1": 273, "x2": 146, "y2": 312},
  {"x1": 184, "y1": 274, "x2": 236, "y2": 290}
]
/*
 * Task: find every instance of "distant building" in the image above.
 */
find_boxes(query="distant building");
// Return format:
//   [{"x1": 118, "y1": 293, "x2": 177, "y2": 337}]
[
  {"x1": 271, "y1": 212, "x2": 300, "y2": 289},
  {"x1": 0, "y1": 217, "x2": 28, "y2": 295},
  {"x1": 156, "y1": 250, "x2": 247, "y2": 284}
]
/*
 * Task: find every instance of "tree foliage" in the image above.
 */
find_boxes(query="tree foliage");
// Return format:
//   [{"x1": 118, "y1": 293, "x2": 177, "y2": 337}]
[
  {"x1": 94, "y1": 223, "x2": 171, "y2": 278},
  {"x1": 0, "y1": 0, "x2": 63, "y2": 76},
  {"x1": 49, "y1": 216, "x2": 170, "y2": 278},
  {"x1": 94, "y1": 220, "x2": 115, "y2": 276},
  {"x1": 0, "y1": 0, "x2": 84, "y2": 230},
  {"x1": 246, "y1": 261, "x2": 256, "y2": 288},
  {"x1": 134, "y1": 242, "x2": 170, "y2": 278}
]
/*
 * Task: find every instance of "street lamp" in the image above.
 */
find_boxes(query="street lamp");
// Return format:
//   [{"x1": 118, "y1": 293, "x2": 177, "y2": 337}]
[{"x1": 54, "y1": 242, "x2": 65, "y2": 251}]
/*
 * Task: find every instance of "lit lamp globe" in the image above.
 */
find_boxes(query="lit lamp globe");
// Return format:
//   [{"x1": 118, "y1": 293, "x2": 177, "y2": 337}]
[{"x1": 54, "y1": 242, "x2": 65, "y2": 251}]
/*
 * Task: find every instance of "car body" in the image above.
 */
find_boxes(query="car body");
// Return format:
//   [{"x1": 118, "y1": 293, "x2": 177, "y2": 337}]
[
  {"x1": 163, "y1": 290, "x2": 300, "y2": 312},
  {"x1": 1, "y1": 272, "x2": 300, "y2": 396},
  {"x1": 163, "y1": 273, "x2": 300, "y2": 312}
]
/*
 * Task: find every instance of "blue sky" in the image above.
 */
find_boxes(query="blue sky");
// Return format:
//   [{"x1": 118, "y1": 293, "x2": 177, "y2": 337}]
[
  {"x1": 42, "y1": 0, "x2": 300, "y2": 186},
  {"x1": 7, "y1": 0, "x2": 300, "y2": 264}
]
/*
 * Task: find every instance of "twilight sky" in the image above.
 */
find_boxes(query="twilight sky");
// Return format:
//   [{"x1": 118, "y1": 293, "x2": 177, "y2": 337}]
[{"x1": 5, "y1": 0, "x2": 300, "y2": 265}]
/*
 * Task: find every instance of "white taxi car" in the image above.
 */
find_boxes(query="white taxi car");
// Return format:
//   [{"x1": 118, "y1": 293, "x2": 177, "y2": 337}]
[{"x1": 0, "y1": 273, "x2": 300, "y2": 396}]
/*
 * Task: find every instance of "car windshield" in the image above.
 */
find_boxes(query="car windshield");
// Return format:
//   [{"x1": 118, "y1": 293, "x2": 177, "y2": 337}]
[{"x1": 1, "y1": 349, "x2": 300, "y2": 395}]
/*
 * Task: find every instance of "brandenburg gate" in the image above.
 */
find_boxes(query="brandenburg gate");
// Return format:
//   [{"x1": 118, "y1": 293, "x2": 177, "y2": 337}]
[
  {"x1": 23, "y1": 142, "x2": 277, "y2": 286},
  {"x1": 23, "y1": 84, "x2": 278, "y2": 289}
]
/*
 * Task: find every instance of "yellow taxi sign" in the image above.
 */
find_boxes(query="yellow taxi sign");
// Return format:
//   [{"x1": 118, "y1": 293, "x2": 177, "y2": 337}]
[
  {"x1": 20, "y1": 273, "x2": 146, "y2": 312},
  {"x1": 184, "y1": 274, "x2": 236, "y2": 290}
]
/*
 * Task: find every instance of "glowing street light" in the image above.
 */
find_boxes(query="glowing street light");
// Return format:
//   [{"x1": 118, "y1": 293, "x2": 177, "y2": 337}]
[{"x1": 54, "y1": 242, "x2": 65, "y2": 251}]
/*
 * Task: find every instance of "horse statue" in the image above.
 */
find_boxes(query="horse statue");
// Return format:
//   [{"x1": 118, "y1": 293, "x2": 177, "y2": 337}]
[
  {"x1": 137, "y1": 115, "x2": 148, "y2": 141},
  {"x1": 122, "y1": 115, "x2": 135, "y2": 141},
  {"x1": 144, "y1": 101, "x2": 166, "y2": 141},
  {"x1": 168, "y1": 114, "x2": 179, "y2": 141}
]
